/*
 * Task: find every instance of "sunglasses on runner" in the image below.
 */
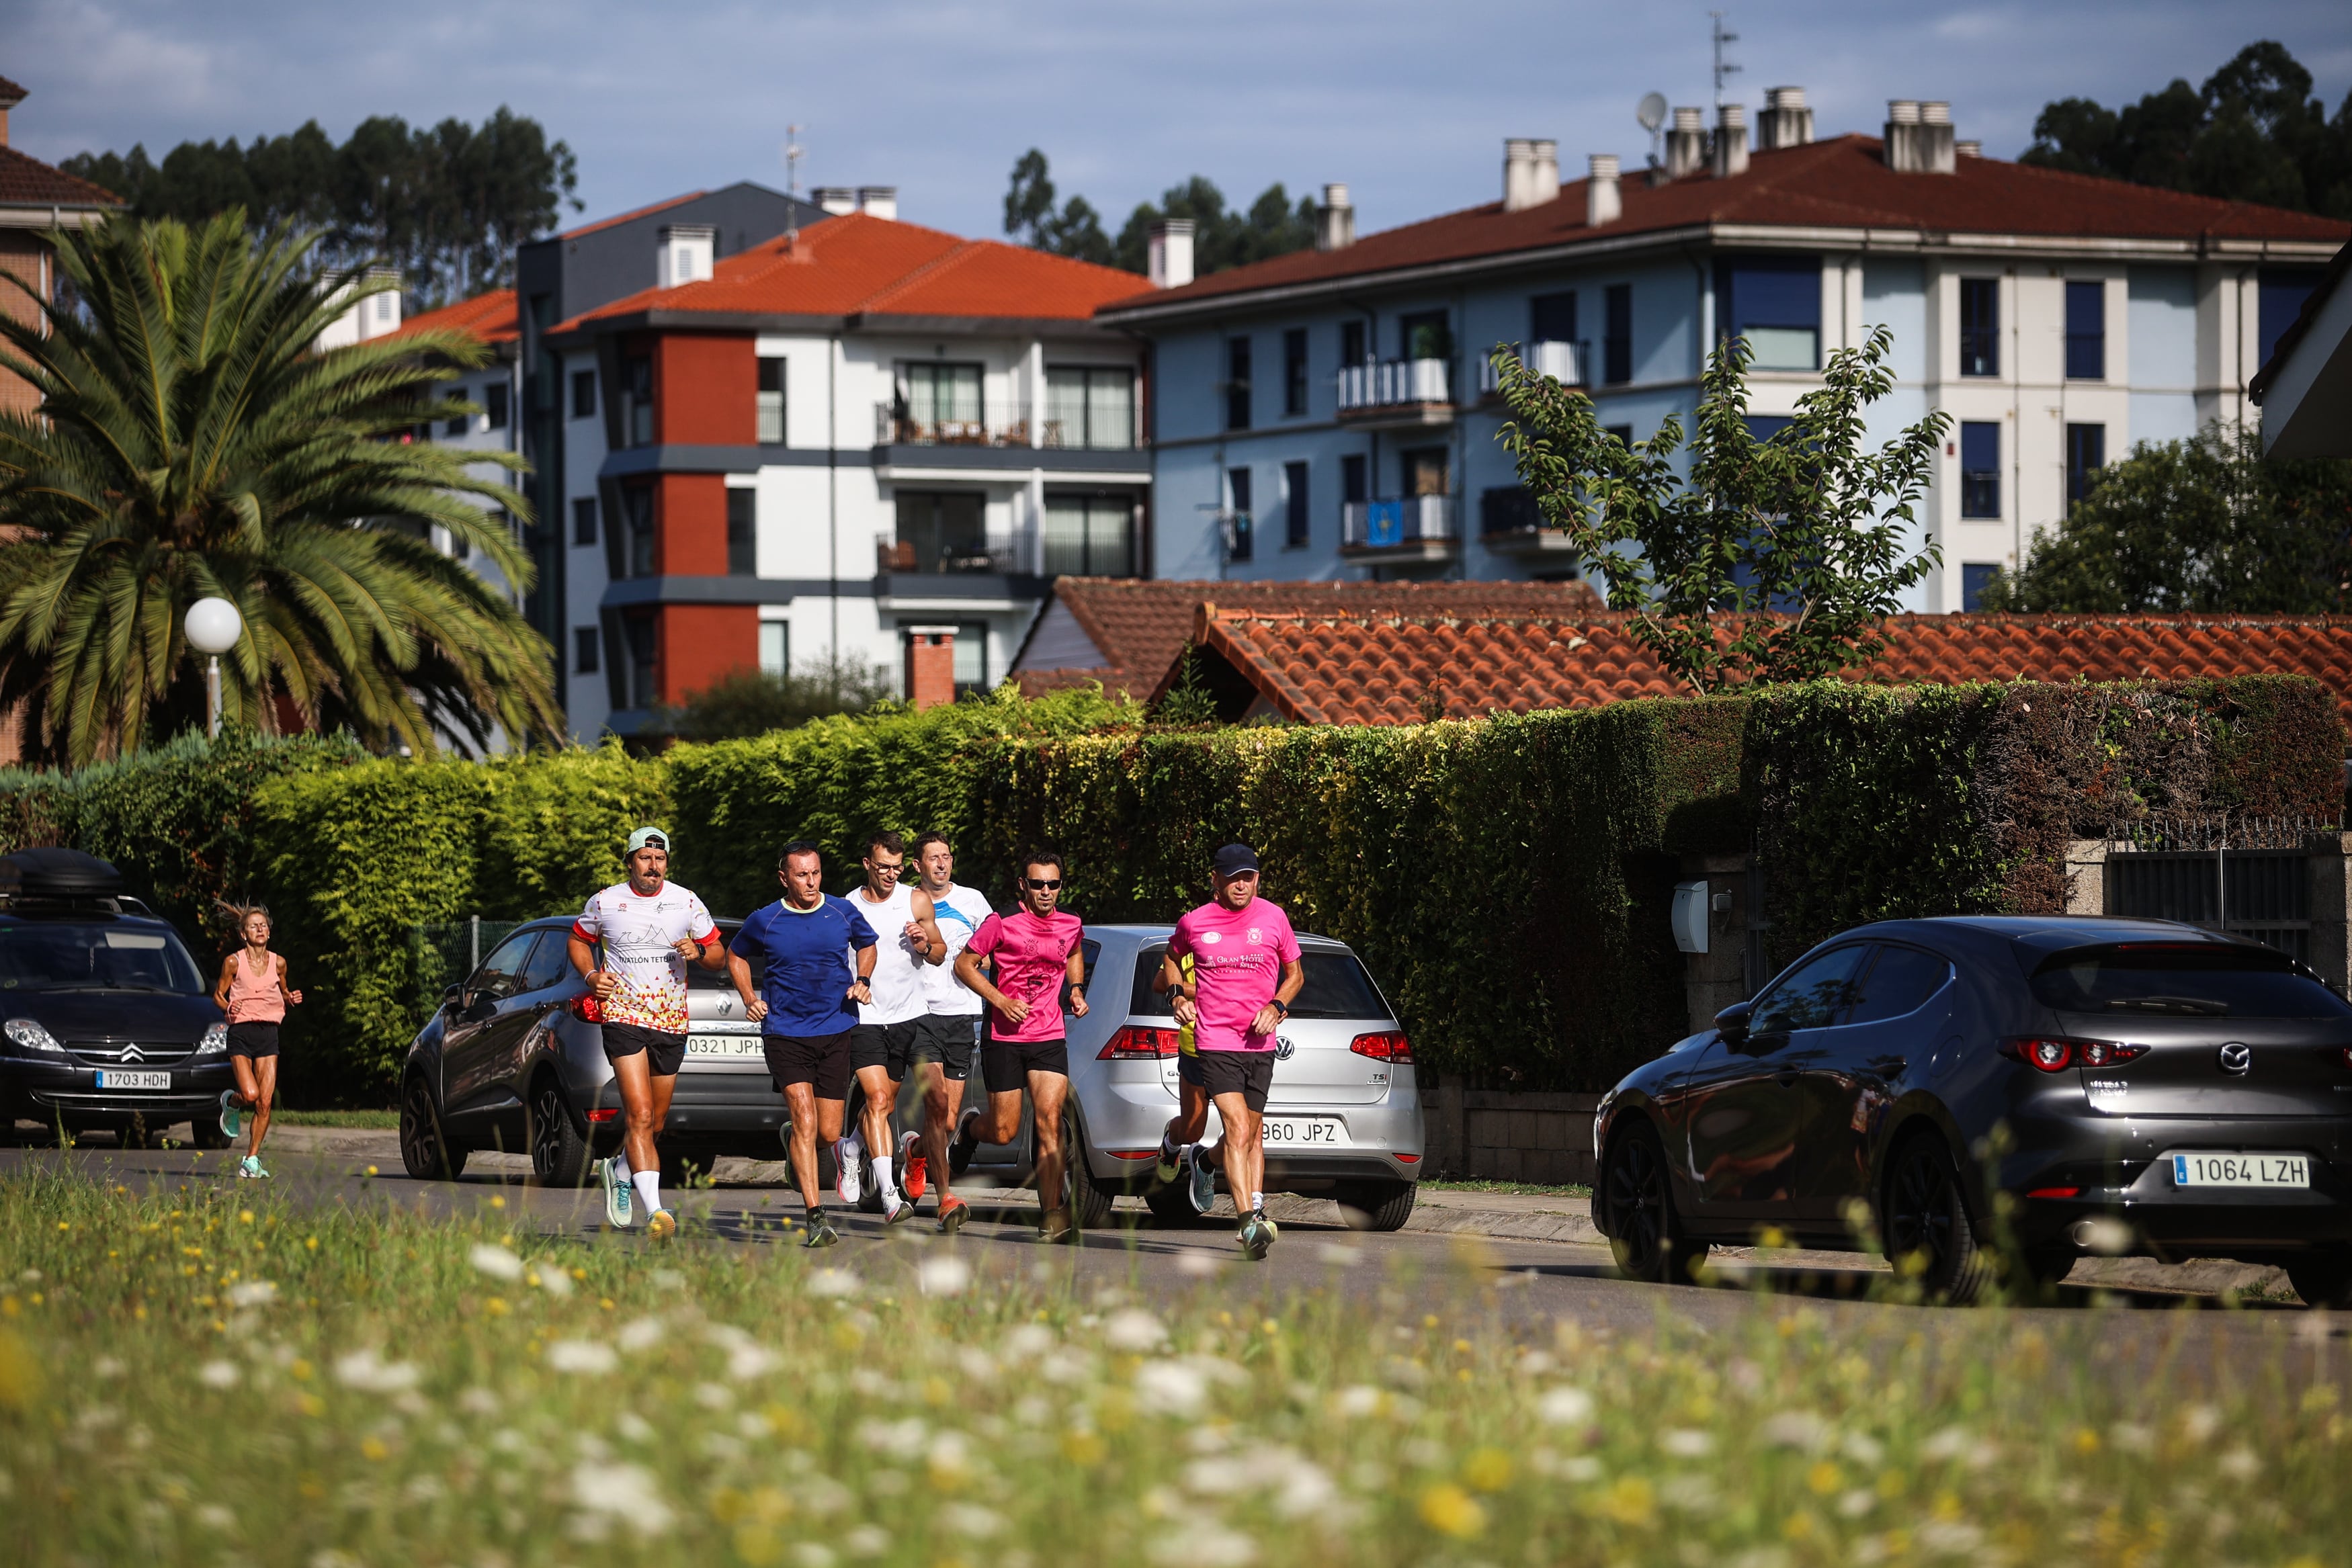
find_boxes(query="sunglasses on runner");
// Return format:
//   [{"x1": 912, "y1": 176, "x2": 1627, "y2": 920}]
[{"x1": 1024, "y1": 877, "x2": 1062, "y2": 890}]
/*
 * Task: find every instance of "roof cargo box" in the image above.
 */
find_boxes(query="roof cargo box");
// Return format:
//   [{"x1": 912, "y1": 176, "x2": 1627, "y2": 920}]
[{"x1": 0, "y1": 847, "x2": 125, "y2": 899}]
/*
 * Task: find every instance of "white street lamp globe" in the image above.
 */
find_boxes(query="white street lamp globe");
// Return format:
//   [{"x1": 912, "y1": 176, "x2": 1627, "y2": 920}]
[{"x1": 183, "y1": 597, "x2": 242, "y2": 654}]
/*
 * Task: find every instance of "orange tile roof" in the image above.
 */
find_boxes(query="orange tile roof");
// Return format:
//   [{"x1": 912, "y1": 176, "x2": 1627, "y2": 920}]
[
  {"x1": 0, "y1": 143, "x2": 122, "y2": 209},
  {"x1": 558, "y1": 211, "x2": 1154, "y2": 331},
  {"x1": 389, "y1": 288, "x2": 519, "y2": 347},
  {"x1": 1181, "y1": 609, "x2": 2352, "y2": 726},
  {"x1": 1105, "y1": 137, "x2": 2350, "y2": 316}
]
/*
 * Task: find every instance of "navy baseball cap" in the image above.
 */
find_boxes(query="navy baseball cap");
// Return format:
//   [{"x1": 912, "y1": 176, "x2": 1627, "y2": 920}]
[{"x1": 1211, "y1": 842, "x2": 1261, "y2": 878}]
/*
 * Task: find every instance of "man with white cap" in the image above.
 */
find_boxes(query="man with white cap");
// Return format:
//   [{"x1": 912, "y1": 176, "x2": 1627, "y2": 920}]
[{"x1": 568, "y1": 826, "x2": 725, "y2": 1239}]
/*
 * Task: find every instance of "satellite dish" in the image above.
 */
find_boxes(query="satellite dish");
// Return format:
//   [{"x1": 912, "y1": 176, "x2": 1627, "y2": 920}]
[{"x1": 1636, "y1": 93, "x2": 1669, "y2": 133}]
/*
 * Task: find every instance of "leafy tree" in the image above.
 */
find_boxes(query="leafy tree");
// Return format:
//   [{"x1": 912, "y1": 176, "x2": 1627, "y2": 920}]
[
  {"x1": 645, "y1": 656, "x2": 898, "y2": 742},
  {"x1": 1495, "y1": 328, "x2": 1947, "y2": 693},
  {"x1": 1001, "y1": 151, "x2": 1316, "y2": 276},
  {"x1": 1002, "y1": 148, "x2": 1114, "y2": 266},
  {"x1": 0, "y1": 211, "x2": 565, "y2": 766},
  {"x1": 61, "y1": 107, "x2": 581, "y2": 306},
  {"x1": 1980, "y1": 424, "x2": 2352, "y2": 613},
  {"x1": 2021, "y1": 40, "x2": 2352, "y2": 217}
]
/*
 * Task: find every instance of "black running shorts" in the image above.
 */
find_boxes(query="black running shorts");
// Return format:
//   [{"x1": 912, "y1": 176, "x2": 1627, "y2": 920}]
[
  {"x1": 226, "y1": 1021, "x2": 280, "y2": 1059},
  {"x1": 982, "y1": 1036, "x2": 1068, "y2": 1093},
  {"x1": 848, "y1": 1020, "x2": 921, "y2": 1079},
  {"x1": 602, "y1": 1022, "x2": 687, "y2": 1078},
  {"x1": 1193, "y1": 1049, "x2": 1275, "y2": 1113},
  {"x1": 764, "y1": 1031, "x2": 851, "y2": 1100},
  {"x1": 911, "y1": 1014, "x2": 977, "y2": 1080}
]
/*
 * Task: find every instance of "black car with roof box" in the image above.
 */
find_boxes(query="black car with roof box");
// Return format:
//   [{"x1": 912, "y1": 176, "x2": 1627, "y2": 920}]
[{"x1": 0, "y1": 848, "x2": 235, "y2": 1147}]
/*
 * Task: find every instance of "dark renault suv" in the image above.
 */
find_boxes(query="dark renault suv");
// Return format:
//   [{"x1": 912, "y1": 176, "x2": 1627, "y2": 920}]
[
  {"x1": 1593, "y1": 916, "x2": 2352, "y2": 1305},
  {"x1": 0, "y1": 849, "x2": 234, "y2": 1148}
]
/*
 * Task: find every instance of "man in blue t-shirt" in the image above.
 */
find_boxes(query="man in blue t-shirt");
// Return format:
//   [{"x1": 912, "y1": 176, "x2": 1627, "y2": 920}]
[{"x1": 728, "y1": 840, "x2": 878, "y2": 1248}]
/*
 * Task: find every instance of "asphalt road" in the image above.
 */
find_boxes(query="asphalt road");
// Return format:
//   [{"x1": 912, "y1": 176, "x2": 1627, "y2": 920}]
[{"x1": 5, "y1": 1133, "x2": 2347, "y2": 1394}]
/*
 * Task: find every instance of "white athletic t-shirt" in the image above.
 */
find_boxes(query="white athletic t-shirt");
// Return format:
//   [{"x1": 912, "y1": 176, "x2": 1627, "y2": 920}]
[
  {"x1": 572, "y1": 880, "x2": 718, "y2": 1035},
  {"x1": 921, "y1": 881, "x2": 993, "y2": 1017},
  {"x1": 853, "y1": 881, "x2": 929, "y2": 1026}
]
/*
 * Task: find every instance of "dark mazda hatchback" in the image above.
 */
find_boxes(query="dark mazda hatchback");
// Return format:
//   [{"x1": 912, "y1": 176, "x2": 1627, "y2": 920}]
[
  {"x1": 0, "y1": 850, "x2": 234, "y2": 1148},
  {"x1": 1592, "y1": 916, "x2": 2352, "y2": 1305}
]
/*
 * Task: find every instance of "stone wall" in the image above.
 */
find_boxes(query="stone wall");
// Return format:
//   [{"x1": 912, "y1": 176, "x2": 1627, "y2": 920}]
[{"x1": 1423, "y1": 1078, "x2": 1601, "y2": 1184}]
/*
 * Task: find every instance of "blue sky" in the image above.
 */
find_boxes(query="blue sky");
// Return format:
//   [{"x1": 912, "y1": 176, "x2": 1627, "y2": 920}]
[{"x1": 11, "y1": 0, "x2": 2350, "y2": 250}]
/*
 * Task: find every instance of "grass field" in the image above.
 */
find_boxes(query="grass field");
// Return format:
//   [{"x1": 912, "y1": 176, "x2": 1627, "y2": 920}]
[
  {"x1": 0, "y1": 1168, "x2": 2342, "y2": 1568},
  {"x1": 270, "y1": 1110, "x2": 399, "y2": 1130},
  {"x1": 1419, "y1": 1178, "x2": 1594, "y2": 1199}
]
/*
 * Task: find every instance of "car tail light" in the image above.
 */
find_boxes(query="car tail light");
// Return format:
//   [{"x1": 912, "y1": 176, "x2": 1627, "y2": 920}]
[
  {"x1": 1999, "y1": 1037, "x2": 2146, "y2": 1072},
  {"x1": 586, "y1": 1108, "x2": 618, "y2": 1124},
  {"x1": 2337, "y1": 1047, "x2": 2352, "y2": 1070},
  {"x1": 1351, "y1": 1032, "x2": 1413, "y2": 1063},
  {"x1": 2078, "y1": 1041, "x2": 2148, "y2": 1068},
  {"x1": 1396, "y1": 1152, "x2": 1421, "y2": 1164},
  {"x1": 569, "y1": 995, "x2": 605, "y2": 1024},
  {"x1": 2025, "y1": 1186, "x2": 2082, "y2": 1199},
  {"x1": 1106, "y1": 1149, "x2": 1159, "y2": 1160},
  {"x1": 1098, "y1": 1026, "x2": 1181, "y2": 1059}
]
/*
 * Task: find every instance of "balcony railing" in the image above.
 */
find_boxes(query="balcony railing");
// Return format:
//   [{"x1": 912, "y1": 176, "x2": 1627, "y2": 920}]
[
  {"x1": 1479, "y1": 339, "x2": 1587, "y2": 394},
  {"x1": 1336, "y1": 357, "x2": 1452, "y2": 416},
  {"x1": 1341, "y1": 496, "x2": 1456, "y2": 552},
  {"x1": 876, "y1": 529, "x2": 1036, "y2": 576},
  {"x1": 874, "y1": 402, "x2": 1142, "y2": 450}
]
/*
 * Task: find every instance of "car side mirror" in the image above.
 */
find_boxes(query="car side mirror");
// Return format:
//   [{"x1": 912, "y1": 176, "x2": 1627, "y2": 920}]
[
  {"x1": 1714, "y1": 1000, "x2": 1753, "y2": 1045},
  {"x1": 442, "y1": 984, "x2": 464, "y2": 1010}
]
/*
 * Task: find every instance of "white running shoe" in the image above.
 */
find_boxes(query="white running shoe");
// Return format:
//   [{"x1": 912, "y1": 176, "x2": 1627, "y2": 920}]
[
  {"x1": 600, "y1": 1156, "x2": 634, "y2": 1229},
  {"x1": 237, "y1": 1155, "x2": 269, "y2": 1180},
  {"x1": 218, "y1": 1090, "x2": 242, "y2": 1141},
  {"x1": 835, "y1": 1136, "x2": 864, "y2": 1205},
  {"x1": 1186, "y1": 1146, "x2": 1216, "y2": 1216}
]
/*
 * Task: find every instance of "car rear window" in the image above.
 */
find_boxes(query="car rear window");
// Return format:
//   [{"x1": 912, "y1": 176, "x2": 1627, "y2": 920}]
[
  {"x1": 1130, "y1": 945, "x2": 1387, "y2": 1020},
  {"x1": 2031, "y1": 944, "x2": 2352, "y2": 1019}
]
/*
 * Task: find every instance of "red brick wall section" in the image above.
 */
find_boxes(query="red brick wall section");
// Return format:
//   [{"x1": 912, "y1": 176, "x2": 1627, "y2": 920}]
[
  {"x1": 655, "y1": 474, "x2": 728, "y2": 576},
  {"x1": 0, "y1": 230, "x2": 51, "y2": 421},
  {"x1": 658, "y1": 606, "x2": 759, "y2": 705},
  {"x1": 655, "y1": 333, "x2": 754, "y2": 445},
  {"x1": 908, "y1": 631, "x2": 956, "y2": 710}
]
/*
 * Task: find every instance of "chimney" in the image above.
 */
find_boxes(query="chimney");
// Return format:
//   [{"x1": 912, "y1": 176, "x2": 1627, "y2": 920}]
[
  {"x1": 1711, "y1": 103, "x2": 1749, "y2": 179},
  {"x1": 1503, "y1": 138, "x2": 1535, "y2": 210},
  {"x1": 905, "y1": 629, "x2": 957, "y2": 711},
  {"x1": 814, "y1": 187, "x2": 857, "y2": 216},
  {"x1": 856, "y1": 186, "x2": 897, "y2": 220},
  {"x1": 1659, "y1": 105, "x2": 1708, "y2": 181},
  {"x1": 1315, "y1": 183, "x2": 1355, "y2": 251},
  {"x1": 1148, "y1": 218, "x2": 1195, "y2": 289},
  {"x1": 1883, "y1": 99, "x2": 1956, "y2": 174},
  {"x1": 1530, "y1": 139, "x2": 1560, "y2": 204},
  {"x1": 1757, "y1": 86, "x2": 1813, "y2": 150},
  {"x1": 1955, "y1": 139, "x2": 1982, "y2": 159},
  {"x1": 0, "y1": 78, "x2": 22, "y2": 148},
  {"x1": 1586, "y1": 154, "x2": 1622, "y2": 227},
  {"x1": 657, "y1": 224, "x2": 715, "y2": 288}
]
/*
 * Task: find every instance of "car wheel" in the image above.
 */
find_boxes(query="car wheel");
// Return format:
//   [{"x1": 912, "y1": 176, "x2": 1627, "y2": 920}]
[
  {"x1": 398, "y1": 1074, "x2": 466, "y2": 1181},
  {"x1": 190, "y1": 1117, "x2": 235, "y2": 1150},
  {"x1": 1602, "y1": 1121, "x2": 1708, "y2": 1284},
  {"x1": 1882, "y1": 1134, "x2": 1994, "y2": 1304},
  {"x1": 2284, "y1": 1246, "x2": 2352, "y2": 1309},
  {"x1": 2017, "y1": 1244, "x2": 2076, "y2": 1290},
  {"x1": 528, "y1": 1078, "x2": 590, "y2": 1188},
  {"x1": 1060, "y1": 1105, "x2": 1116, "y2": 1230},
  {"x1": 1142, "y1": 1182, "x2": 1202, "y2": 1227},
  {"x1": 1337, "y1": 1179, "x2": 1417, "y2": 1233}
]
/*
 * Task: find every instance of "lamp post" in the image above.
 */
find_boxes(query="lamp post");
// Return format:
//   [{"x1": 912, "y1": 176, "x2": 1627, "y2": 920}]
[{"x1": 183, "y1": 597, "x2": 242, "y2": 739}]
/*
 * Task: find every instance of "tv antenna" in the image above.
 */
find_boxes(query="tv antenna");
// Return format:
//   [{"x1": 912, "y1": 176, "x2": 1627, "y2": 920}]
[
  {"x1": 1636, "y1": 91, "x2": 1667, "y2": 167},
  {"x1": 782, "y1": 124, "x2": 806, "y2": 241},
  {"x1": 1710, "y1": 12, "x2": 1741, "y2": 107}
]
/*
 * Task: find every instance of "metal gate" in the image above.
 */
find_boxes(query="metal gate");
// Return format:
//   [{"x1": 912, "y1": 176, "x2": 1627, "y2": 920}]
[{"x1": 2103, "y1": 817, "x2": 2330, "y2": 963}]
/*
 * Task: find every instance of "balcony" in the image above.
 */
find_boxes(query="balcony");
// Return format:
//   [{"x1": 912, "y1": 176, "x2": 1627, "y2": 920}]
[
  {"x1": 874, "y1": 402, "x2": 1142, "y2": 451},
  {"x1": 876, "y1": 528, "x2": 1035, "y2": 576},
  {"x1": 1335, "y1": 357, "x2": 1454, "y2": 428},
  {"x1": 1478, "y1": 485, "x2": 1581, "y2": 559},
  {"x1": 1341, "y1": 496, "x2": 1458, "y2": 564},
  {"x1": 1478, "y1": 340, "x2": 1587, "y2": 401}
]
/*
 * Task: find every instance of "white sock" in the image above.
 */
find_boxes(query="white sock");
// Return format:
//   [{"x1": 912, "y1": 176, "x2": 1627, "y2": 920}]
[
  {"x1": 632, "y1": 1170, "x2": 662, "y2": 1215},
  {"x1": 874, "y1": 1154, "x2": 897, "y2": 1199},
  {"x1": 1251, "y1": 1190, "x2": 1264, "y2": 1213},
  {"x1": 844, "y1": 1129, "x2": 864, "y2": 1162},
  {"x1": 612, "y1": 1149, "x2": 632, "y2": 1184}
]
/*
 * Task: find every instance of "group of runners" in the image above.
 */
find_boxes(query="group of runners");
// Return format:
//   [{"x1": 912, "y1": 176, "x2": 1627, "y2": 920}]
[{"x1": 570, "y1": 826, "x2": 1304, "y2": 1258}]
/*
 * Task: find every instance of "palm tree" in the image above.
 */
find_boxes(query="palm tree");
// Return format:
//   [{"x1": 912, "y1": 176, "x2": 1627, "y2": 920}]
[{"x1": 0, "y1": 210, "x2": 564, "y2": 765}]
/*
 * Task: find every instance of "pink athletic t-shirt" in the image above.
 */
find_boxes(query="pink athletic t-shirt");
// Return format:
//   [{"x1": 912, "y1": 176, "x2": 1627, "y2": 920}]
[
  {"x1": 1168, "y1": 898, "x2": 1301, "y2": 1052},
  {"x1": 964, "y1": 908, "x2": 1084, "y2": 1043}
]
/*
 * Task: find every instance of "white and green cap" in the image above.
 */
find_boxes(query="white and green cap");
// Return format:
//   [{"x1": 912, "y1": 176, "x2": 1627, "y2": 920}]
[{"x1": 626, "y1": 826, "x2": 671, "y2": 856}]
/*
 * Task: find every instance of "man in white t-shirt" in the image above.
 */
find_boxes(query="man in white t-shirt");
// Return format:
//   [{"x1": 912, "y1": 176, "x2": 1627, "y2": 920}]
[
  {"x1": 845, "y1": 832, "x2": 946, "y2": 1224},
  {"x1": 908, "y1": 831, "x2": 993, "y2": 1233},
  {"x1": 566, "y1": 826, "x2": 725, "y2": 1239}
]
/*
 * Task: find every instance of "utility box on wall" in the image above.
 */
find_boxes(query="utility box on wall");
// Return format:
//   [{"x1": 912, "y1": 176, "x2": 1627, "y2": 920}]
[{"x1": 1671, "y1": 879, "x2": 1711, "y2": 954}]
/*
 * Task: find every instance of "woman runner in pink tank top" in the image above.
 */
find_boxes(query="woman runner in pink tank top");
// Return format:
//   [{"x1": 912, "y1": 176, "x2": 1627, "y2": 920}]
[{"x1": 211, "y1": 904, "x2": 302, "y2": 1178}]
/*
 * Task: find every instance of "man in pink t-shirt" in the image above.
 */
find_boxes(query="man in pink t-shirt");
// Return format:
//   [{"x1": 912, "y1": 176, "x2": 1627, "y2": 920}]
[
  {"x1": 1157, "y1": 842, "x2": 1304, "y2": 1260},
  {"x1": 952, "y1": 848, "x2": 1090, "y2": 1242}
]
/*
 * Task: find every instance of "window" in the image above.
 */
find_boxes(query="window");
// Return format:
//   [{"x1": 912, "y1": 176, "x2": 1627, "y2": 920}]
[
  {"x1": 1226, "y1": 467, "x2": 1253, "y2": 562},
  {"x1": 726, "y1": 487, "x2": 757, "y2": 576},
  {"x1": 952, "y1": 620, "x2": 989, "y2": 696},
  {"x1": 1751, "y1": 945, "x2": 1870, "y2": 1035},
  {"x1": 1340, "y1": 453, "x2": 1368, "y2": 506},
  {"x1": 1400, "y1": 447, "x2": 1447, "y2": 498},
  {"x1": 1043, "y1": 367, "x2": 1135, "y2": 449},
  {"x1": 896, "y1": 361, "x2": 984, "y2": 440},
  {"x1": 1339, "y1": 320, "x2": 1367, "y2": 367},
  {"x1": 1843, "y1": 945, "x2": 1951, "y2": 1025},
  {"x1": 571, "y1": 368, "x2": 597, "y2": 419},
  {"x1": 485, "y1": 383, "x2": 509, "y2": 430},
  {"x1": 444, "y1": 392, "x2": 470, "y2": 437},
  {"x1": 1398, "y1": 310, "x2": 1450, "y2": 362},
  {"x1": 2064, "y1": 281, "x2": 2104, "y2": 380},
  {"x1": 374, "y1": 294, "x2": 395, "y2": 324},
  {"x1": 893, "y1": 491, "x2": 991, "y2": 574},
  {"x1": 1742, "y1": 414, "x2": 1794, "y2": 443},
  {"x1": 1284, "y1": 460, "x2": 1310, "y2": 549},
  {"x1": 573, "y1": 627, "x2": 600, "y2": 674},
  {"x1": 758, "y1": 621, "x2": 788, "y2": 677},
  {"x1": 519, "y1": 933, "x2": 573, "y2": 995},
  {"x1": 1958, "y1": 277, "x2": 1999, "y2": 377},
  {"x1": 622, "y1": 358, "x2": 654, "y2": 446},
  {"x1": 1603, "y1": 284, "x2": 1632, "y2": 384},
  {"x1": 1042, "y1": 493, "x2": 1135, "y2": 576},
  {"x1": 2028, "y1": 942, "x2": 2352, "y2": 1020},
  {"x1": 1605, "y1": 423, "x2": 1634, "y2": 447},
  {"x1": 2066, "y1": 423, "x2": 2105, "y2": 507},
  {"x1": 466, "y1": 930, "x2": 541, "y2": 1003},
  {"x1": 1716, "y1": 254, "x2": 1821, "y2": 371},
  {"x1": 1283, "y1": 329, "x2": 1308, "y2": 417},
  {"x1": 756, "y1": 358, "x2": 786, "y2": 444},
  {"x1": 622, "y1": 487, "x2": 655, "y2": 578},
  {"x1": 1225, "y1": 337, "x2": 1252, "y2": 431},
  {"x1": 1530, "y1": 290, "x2": 1577, "y2": 346},
  {"x1": 1961, "y1": 564, "x2": 2000, "y2": 612},
  {"x1": 572, "y1": 497, "x2": 598, "y2": 548},
  {"x1": 2259, "y1": 267, "x2": 2323, "y2": 369},
  {"x1": 623, "y1": 617, "x2": 657, "y2": 710},
  {"x1": 1960, "y1": 421, "x2": 2001, "y2": 519}
]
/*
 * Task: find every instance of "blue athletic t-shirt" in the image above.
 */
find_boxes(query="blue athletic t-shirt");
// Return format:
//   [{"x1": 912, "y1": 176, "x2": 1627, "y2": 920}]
[{"x1": 730, "y1": 896, "x2": 879, "y2": 1037}]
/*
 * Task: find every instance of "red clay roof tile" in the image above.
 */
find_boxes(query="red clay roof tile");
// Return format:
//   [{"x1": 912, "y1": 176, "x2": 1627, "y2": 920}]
[
  {"x1": 388, "y1": 288, "x2": 519, "y2": 347},
  {"x1": 0, "y1": 144, "x2": 122, "y2": 209}
]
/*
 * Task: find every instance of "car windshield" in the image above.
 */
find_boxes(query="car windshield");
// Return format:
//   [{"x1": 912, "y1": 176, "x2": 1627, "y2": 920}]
[
  {"x1": 1130, "y1": 945, "x2": 1388, "y2": 1019},
  {"x1": 0, "y1": 921, "x2": 207, "y2": 995},
  {"x1": 2031, "y1": 945, "x2": 2352, "y2": 1020}
]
